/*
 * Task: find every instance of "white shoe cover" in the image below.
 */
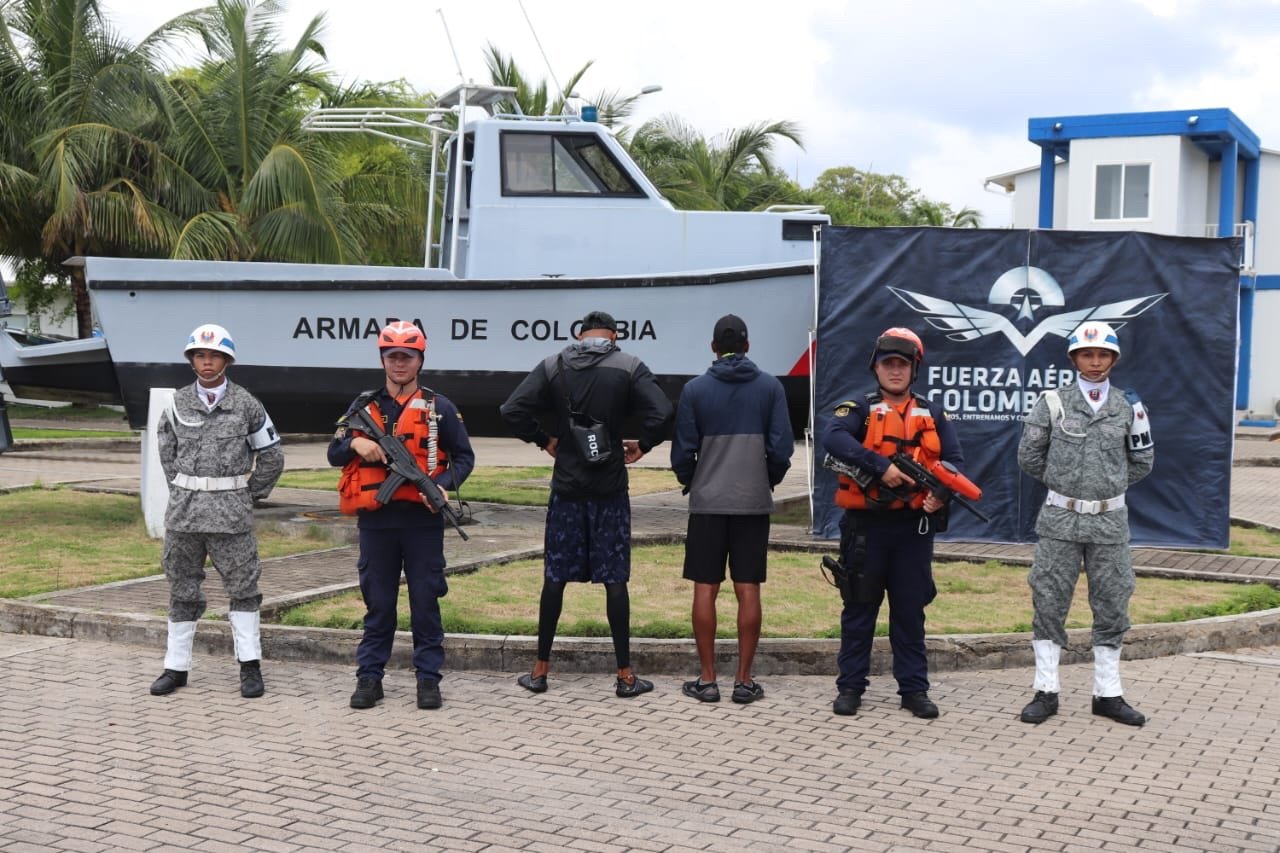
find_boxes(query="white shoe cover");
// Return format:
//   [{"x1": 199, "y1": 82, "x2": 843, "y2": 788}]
[
  {"x1": 164, "y1": 621, "x2": 197, "y2": 671},
  {"x1": 1032, "y1": 639, "x2": 1061, "y2": 693},
  {"x1": 228, "y1": 610, "x2": 262, "y2": 663},
  {"x1": 1093, "y1": 645, "x2": 1123, "y2": 698}
]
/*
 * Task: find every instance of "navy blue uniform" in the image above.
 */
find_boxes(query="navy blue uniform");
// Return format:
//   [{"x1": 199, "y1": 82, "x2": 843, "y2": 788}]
[
  {"x1": 328, "y1": 388, "x2": 474, "y2": 684},
  {"x1": 821, "y1": 392, "x2": 963, "y2": 697}
]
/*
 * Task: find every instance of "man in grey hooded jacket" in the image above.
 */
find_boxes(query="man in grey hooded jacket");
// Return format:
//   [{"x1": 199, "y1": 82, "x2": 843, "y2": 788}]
[{"x1": 670, "y1": 314, "x2": 793, "y2": 705}]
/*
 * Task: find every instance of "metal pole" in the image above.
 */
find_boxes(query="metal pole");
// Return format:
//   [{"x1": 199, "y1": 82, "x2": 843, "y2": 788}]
[
  {"x1": 0, "y1": 391, "x2": 13, "y2": 454},
  {"x1": 807, "y1": 224, "x2": 821, "y2": 533},
  {"x1": 448, "y1": 86, "x2": 468, "y2": 276},
  {"x1": 425, "y1": 137, "x2": 439, "y2": 267}
]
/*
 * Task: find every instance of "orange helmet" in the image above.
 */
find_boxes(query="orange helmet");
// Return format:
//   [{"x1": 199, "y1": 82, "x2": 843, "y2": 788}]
[
  {"x1": 378, "y1": 320, "x2": 426, "y2": 355},
  {"x1": 869, "y1": 326, "x2": 924, "y2": 376}
]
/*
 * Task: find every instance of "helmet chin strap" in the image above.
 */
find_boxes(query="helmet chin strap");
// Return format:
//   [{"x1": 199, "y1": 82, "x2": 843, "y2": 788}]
[{"x1": 191, "y1": 364, "x2": 227, "y2": 385}]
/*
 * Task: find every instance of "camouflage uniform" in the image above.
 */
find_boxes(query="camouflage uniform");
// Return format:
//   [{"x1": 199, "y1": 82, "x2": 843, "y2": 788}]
[
  {"x1": 1020, "y1": 384, "x2": 1154, "y2": 646},
  {"x1": 160, "y1": 381, "x2": 284, "y2": 621},
  {"x1": 1018, "y1": 383, "x2": 1153, "y2": 707}
]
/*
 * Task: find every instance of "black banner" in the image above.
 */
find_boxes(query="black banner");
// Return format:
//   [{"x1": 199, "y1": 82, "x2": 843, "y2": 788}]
[{"x1": 813, "y1": 227, "x2": 1240, "y2": 547}]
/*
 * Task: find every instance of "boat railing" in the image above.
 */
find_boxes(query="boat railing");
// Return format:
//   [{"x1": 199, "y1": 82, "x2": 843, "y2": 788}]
[{"x1": 764, "y1": 204, "x2": 826, "y2": 215}]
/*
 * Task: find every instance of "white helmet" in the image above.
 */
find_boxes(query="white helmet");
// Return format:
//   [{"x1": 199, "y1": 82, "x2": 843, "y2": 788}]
[
  {"x1": 1067, "y1": 321, "x2": 1120, "y2": 358},
  {"x1": 184, "y1": 323, "x2": 236, "y2": 361}
]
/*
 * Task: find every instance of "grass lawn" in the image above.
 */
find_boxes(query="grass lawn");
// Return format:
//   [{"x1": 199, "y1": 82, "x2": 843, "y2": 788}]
[
  {"x1": 0, "y1": 488, "x2": 342, "y2": 598},
  {"x1": 11, "y1": 427, "x2": 136, "y2": 439},
  {"x1": 277, "y1": 543, "x2": 1280, "y2": 639},
  {"x1": 6, "y1": 403, "x2": 128, "y2": 421},
  {"x1": 277, "y1": 465, "x2": 680, "y2": 503},
  {"x1": 6, "y1": 488, "x2": 1279, "y2": 636}
]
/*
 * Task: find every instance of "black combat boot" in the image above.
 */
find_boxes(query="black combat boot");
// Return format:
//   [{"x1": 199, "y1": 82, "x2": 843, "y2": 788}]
[
  {"x1": 417, "y1": 679, "x2": 443, "y2": 709},
  {"x1": 240, "y1": 660, "x2": 264, "y2": 698},
  {"x1": 350, "y1": 677, "x2": 384, "y2": 709},
  {"x1": 150, "y1": 669, "x2": 188, "y2": 696},
  {"x1": 1092, "y1": 695, "x2": 1145, "y2": 726},
  {"x1": 833, "y1": 690, "x2": 862, "y2": 716},
  {"x1": 900, "y1": 691, "x2": 939, "y2": 719},
  {"x1": 1020, "y1": 691, "x2": 1059, "y2": 724}
]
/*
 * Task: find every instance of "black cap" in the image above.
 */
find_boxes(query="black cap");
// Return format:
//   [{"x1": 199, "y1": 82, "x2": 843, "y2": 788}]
[
  {"x1": 579, "y1": 310, "x2": 617, "y2": 333},
  {"x1": 713, "y1": 314, "x2": 748, "y2": 352}
]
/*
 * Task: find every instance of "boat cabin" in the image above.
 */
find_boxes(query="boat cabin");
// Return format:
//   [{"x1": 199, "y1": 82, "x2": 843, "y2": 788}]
[{"x1": 307, "y1": 84, "x2": 828, "y2": 279}]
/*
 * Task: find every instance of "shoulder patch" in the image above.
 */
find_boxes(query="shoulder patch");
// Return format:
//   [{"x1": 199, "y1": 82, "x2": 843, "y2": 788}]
[{"x1": 834, "y1": 400, "x2": 858, "y2": 418}]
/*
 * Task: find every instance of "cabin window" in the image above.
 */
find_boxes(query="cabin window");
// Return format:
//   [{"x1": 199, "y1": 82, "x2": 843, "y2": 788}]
[
  {"x1": 501, "y1": 132, "x2": 645, "y2": 197},
  {"x1": 1094, "y1": 163, "x2": 1149, "y2": 220},
  {"x1": 782, "y1": 220, "x2": 821, "y2": 241}
]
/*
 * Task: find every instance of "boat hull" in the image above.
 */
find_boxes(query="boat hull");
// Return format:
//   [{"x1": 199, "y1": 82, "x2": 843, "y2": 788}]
[
  {"x1": 72, "y1": 258, "x2": 819, "y2": 434},
  {"x1": 0, "y1": 330, "x2": 122, "y2": 404}
]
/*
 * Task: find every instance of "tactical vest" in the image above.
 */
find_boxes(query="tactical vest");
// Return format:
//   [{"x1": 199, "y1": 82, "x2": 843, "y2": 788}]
[
  {"x1": 338, "y1": 391, "x2": 444, "y2": 514},
  {"x1": 834, "y1": 393, "x2": 941, "y2": 511}
]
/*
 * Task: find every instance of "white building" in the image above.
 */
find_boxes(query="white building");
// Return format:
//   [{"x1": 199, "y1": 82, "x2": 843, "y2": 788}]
[{"x1": 985, "y1": 108, "x2": 1278, "y2": 424}]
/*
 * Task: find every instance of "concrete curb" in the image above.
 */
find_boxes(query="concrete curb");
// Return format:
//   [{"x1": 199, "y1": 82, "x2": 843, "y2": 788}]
[{"x1": 3, "y1": 598, "x2": 1278, "y2": 677}]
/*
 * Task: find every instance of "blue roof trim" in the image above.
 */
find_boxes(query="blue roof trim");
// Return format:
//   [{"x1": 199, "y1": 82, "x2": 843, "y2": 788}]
[{"x1": 1028, "y1": 108, "x2": 1261, "y2": 161}]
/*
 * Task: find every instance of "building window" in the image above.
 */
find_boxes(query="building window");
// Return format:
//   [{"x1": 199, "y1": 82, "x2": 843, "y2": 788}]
[{"x1": 1094, "y1": 163, "x2": 1150, "y2": 220}]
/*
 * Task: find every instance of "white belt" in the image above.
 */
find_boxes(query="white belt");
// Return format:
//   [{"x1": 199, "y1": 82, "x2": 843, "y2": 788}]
[
  {"x1": 173, "y1": 473, "x2": 249, "y2": 491},
  {"x1": 1045, "y1": 490, "x2": 1125, "y2": 515}
]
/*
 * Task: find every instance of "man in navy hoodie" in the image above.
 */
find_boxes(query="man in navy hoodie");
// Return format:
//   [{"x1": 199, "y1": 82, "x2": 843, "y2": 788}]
[{"x1": 670, "y1": 314, "x2": 794, "y2": 704}]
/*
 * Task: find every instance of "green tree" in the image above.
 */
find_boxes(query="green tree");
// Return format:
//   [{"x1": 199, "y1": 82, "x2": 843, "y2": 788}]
[
  {"x1": 0, "y1": 0, "x2": 184, "y2": 336},
  {"x1": 629, "y1": 115, "x2": 806, "y2": 211},
  {"x1": 482, "y1": 44, "x2": 653, "y2": 132},
  {"x1": 808, "y1": 166, "x2": 982, "y2": 228}
]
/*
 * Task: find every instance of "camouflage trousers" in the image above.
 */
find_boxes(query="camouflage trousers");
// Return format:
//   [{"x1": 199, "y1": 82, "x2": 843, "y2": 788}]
[
  {"x1": 163, "y1": 530, "x2": 262, "y2": 621},
  {"x1": 1029, "y1": 537, "x2": 1134, "y2": 649}
]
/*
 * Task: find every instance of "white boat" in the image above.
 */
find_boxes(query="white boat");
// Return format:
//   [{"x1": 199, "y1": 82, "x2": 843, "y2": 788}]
[{"x1": 0, "y1": 85, "x2": 827, "y2": 434}]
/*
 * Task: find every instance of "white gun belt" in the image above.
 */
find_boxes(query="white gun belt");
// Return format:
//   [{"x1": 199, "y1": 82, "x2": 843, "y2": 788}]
[
  {"x1": 1045, "y1": 490, "x2": 1125, "y2": 515},
  {"x1": 173, "y1": 473, "x2": 250, "y2": 491}
]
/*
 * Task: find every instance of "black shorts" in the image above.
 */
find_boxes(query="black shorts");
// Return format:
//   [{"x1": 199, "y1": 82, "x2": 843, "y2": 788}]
[{"x1": 682, "y1": 514, "x2": 770, "y2": 584}]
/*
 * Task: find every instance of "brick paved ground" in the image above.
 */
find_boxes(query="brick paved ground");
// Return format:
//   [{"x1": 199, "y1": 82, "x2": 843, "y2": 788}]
[
  {"x1": 5, "y1": 431, "x2": 1280, "y2": 850},
  {"x1": 1, "y1": 632, "x2": 1278, "y2": 852}
]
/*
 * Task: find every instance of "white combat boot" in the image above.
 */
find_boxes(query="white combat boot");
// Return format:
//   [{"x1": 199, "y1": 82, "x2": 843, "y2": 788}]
[
  {"x1": 229, "y1": 610, "x2": 265, "y2": 699},
  {"x1": 151, "y1": 620, "x2": 196, "y2": 696}
]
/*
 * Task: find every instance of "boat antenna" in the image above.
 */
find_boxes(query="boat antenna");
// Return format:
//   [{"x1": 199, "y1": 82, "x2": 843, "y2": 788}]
[
  {"x1": 516, "y1": 0, "x2": 566, "y2": 113},
  {"x1": 436, "y1": 8, "x2": 466, "y2": 83}
]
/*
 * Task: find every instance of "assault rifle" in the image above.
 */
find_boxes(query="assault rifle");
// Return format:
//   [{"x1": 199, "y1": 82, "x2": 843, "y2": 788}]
[
  {"x1": 888, "y1": 453, "x2": 989, "y2": 524},
  {"x1": 344, "y1": 405, "x2": 469, "y2": 541},
  {"x1": 823, "y1": 452, "x2": 989, "y2": 523}
]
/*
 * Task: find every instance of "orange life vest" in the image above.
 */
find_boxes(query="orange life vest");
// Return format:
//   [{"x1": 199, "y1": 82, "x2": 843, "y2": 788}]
[
  {"x1": 834, "y1": 393, "x2": 941, "y2": 511},
  {"x1": 338, "y1": 391, "x2": 446, "y2": 515}
]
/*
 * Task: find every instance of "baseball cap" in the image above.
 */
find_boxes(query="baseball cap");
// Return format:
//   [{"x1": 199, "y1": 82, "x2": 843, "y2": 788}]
[
  {"x1": 579, "y1": 310, "x2": 617, "y2": 333},
  {"x1": 713, "y1": 314, "x2": 748, "y2": 351}
]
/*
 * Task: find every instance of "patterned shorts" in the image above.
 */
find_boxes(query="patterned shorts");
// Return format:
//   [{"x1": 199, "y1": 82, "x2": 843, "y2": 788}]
[{"x1": 543, "y1": 492, "x2": 631, "y2": 584}]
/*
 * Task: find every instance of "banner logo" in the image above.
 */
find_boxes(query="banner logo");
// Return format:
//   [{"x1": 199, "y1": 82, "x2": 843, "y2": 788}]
[{"x1": 888, "y1": 266, "x2": 1166, "y2": 356}]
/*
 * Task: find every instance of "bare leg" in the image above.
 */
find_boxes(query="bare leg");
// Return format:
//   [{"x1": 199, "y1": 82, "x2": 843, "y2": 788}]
[
  {"x1": 691, "y1": 582, "x2": 720, "y2": 682},
  {"x1": 734, "y1": 582, "x2": 761, "y2": 684}
]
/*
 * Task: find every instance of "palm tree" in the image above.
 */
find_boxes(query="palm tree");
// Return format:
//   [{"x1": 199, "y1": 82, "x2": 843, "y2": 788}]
[
  {"x1": 481, "y1": 44, "x2": 653, "y2": 131},
  {"x1": 908, "y1": 200, "x2": 983, "y2": 228},
  {"x1": 0, "y1": 0, "x2": 181, "y2": 336},
  {"x1": 629, "y1": 115, "x2": 806, "y2": 211}
]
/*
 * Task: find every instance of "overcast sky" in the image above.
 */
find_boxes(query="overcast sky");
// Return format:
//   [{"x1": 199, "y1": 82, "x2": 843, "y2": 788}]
[{"x1": 87, "y1": 0, "x2": 1280, "y2": 228}]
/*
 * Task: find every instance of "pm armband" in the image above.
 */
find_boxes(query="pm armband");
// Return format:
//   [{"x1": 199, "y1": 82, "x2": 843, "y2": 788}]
[
  {"x1": 1128, "y1": 400, "x2": 1153, "y2": 451},
  {"x1": 247, "y1": 413, "x2": 281, "y2": 450}
]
